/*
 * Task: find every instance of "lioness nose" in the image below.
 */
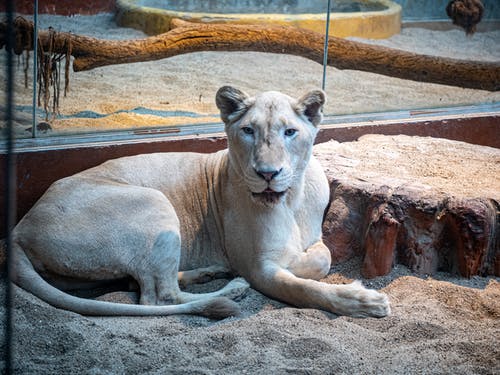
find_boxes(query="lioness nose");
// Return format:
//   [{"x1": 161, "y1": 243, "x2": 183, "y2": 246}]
[{"x1": 256, "y1": 168, "x2": 282, "y2": 182}]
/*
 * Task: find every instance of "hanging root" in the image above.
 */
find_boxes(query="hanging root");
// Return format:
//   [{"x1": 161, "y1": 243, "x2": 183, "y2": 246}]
[
  {"x1": 2, "y1": 16, "x2": 72, "y2": 120},
  {"x1": 36, "y1": 26, "x2": 72, "y2": 120}
]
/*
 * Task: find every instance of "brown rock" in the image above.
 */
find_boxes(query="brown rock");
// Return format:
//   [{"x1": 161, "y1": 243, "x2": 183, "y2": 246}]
[{"x1": 314, "y1": 134, "x2": 500, "y2": 278}]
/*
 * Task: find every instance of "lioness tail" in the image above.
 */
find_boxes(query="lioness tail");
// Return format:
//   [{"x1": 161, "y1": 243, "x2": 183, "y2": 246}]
[{"x1": 11, "y1": 244, "x2": 240, "y2": 319}]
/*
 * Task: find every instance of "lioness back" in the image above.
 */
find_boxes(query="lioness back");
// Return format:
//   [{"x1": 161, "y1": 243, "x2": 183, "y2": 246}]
[
  {"x1": 18, "y1": 150, "x2": 230, "y2": 272},
  {"x1": 98, "y1": 150, "x2": 229, "y2": 270}
]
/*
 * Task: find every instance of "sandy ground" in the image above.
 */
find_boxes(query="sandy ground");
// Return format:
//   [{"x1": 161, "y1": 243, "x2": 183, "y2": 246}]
[
  {"x1": 0, "y1": 254, "x2": 498, "y2": 374},
  {"x1": 0, "y1": 136, "x2": 498, "y2": 374},
  {"x1": 1, "y1": 13, "x2": 499, "y2": 136},
  {"x1": 1, "y1": 13, "x2": 499, "y2": 375}
]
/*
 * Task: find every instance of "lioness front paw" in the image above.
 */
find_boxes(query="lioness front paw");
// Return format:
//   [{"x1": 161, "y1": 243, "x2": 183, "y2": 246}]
[{"x1": 335, "y1": 281, "x2": 391, "y2": 318}]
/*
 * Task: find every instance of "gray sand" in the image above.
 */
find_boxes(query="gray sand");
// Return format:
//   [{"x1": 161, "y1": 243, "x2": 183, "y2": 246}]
[{"x1": 1, "y1": 256, "x2": 498, "y2": 374}]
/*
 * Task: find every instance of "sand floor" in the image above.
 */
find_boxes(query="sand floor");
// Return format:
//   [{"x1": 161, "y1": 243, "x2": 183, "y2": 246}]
[{"x1": 1, "y1": 254, "x2": 498, "y2": 374}]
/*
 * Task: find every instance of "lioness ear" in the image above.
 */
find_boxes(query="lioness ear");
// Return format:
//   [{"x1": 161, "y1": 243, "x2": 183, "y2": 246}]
[
  {"x1": 216, "y1": 86, "x2": 251, "y2": 124},
  {"x1": 295, "y1": 89, "x2": 326, "y2": 126}
]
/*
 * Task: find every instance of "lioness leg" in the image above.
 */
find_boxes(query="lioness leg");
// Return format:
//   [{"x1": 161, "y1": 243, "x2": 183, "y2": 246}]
[
  {"x1": 287, "y1": 241, "x2": 332, "y2": 280},
  {"x1": 138, "y1": 231, "x2": 249, "y2": 305},
  {"x1": 247, "y1": 261, "x2": 390, "y2": 318},
  {"x1": 178, "y1": 265, "x2": 232, "y2": 287},
  {"x1": 130, "y1": 230, "x2": 181, "y2": 305}
]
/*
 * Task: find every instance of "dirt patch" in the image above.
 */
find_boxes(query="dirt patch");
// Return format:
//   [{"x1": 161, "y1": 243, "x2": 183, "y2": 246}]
[{"x1": 1, "y1": 258, "x2": 498, "y2": 374}]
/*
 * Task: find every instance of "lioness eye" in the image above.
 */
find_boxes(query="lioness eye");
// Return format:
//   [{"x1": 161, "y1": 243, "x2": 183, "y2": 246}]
[
  {"x1": 242, "y1": 127, "x2": 254, "y2": 135},
  {"x1": 284, "y1": 128, "x2": 297, "y2": 137}
]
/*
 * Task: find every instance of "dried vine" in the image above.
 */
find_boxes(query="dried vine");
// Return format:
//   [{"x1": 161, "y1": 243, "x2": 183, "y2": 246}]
[
  {"x1": 3, "y1": 17, "x2": 72, "y2": 120},
  {"x1": 36, "y1": 26, "x2": 72, "y2": 120}
]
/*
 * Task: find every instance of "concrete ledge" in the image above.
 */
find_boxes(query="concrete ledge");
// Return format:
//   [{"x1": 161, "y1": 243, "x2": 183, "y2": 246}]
[{"x1": 116, "y1": 0, "x2": 402, "y2": 39}]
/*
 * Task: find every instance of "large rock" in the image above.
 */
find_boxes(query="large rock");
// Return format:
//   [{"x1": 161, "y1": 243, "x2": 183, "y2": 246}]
[{"x1": 314, "y1": 134, "x2": 500, "y2": 278}]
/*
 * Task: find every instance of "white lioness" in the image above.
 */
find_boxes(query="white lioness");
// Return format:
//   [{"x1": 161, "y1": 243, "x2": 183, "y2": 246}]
[{"x1": 11, "y1": 87, "x2": 390, "y2": 318}]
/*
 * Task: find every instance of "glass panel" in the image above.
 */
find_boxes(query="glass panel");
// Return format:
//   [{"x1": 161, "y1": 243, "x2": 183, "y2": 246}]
[
  {"x1": 339, "y1": 0, "x2": 500, "y2": 115},
  {"x1": 1, "y1": 0, "x2": 499, "y2": 139}
]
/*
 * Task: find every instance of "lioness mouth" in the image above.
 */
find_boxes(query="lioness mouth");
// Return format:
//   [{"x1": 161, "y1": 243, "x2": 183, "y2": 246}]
[{"x1": 252, "y1": 189, "x2": 286, "y2": 204}]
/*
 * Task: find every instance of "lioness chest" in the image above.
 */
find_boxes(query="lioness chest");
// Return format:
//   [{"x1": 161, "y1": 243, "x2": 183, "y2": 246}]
[{"x1": 220, "y1": 176, "x2": 325, "y2": 276}]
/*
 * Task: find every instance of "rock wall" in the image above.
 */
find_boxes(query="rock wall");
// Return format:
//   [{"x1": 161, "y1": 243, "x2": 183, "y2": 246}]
[{"x1": 315, "y1": 134, "x2": 499, "y2": 278}]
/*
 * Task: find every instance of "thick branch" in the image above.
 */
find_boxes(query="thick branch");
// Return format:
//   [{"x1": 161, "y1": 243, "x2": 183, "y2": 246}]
[{"x1": 3, "y1": 17, "x2": 499, "y2": 91}]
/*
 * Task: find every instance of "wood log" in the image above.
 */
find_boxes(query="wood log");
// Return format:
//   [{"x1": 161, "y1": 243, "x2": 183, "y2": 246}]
[
  {"x1": 2, "y1": 17, "x2": 499, "y2": 91},
  {"x1": 314, "y1": 134, "x2": 500, "y2": 278}
]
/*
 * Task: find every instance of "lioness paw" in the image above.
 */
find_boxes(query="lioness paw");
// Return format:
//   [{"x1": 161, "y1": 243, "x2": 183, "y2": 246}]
[
  {"x1": 334, "y1": 281, "x2": 391, "y2": 318},
  {"x1": 220, "y1": 277, "x2": 250, "y2": 301},
  {"x1": 355, "y1": 287, "x2": 391, "y2": 318}
]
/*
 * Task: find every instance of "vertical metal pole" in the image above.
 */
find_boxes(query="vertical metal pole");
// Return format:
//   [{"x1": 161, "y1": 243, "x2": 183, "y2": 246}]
[
  {"x1": 4, "y1": 0, "x2": 17, "y2": 373},
  {"x1": 322, "y1": 0, "x2": 332, "y2": 90},
  {"x1": 32, "y1": 0, "x2": 39, "y2": 138}
]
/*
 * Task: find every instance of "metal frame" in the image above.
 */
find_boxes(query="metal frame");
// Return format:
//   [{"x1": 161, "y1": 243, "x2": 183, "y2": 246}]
[
  {"x1": 3, "y1": 0, "x2": 15, "y2": 373},
  {"x1": 2, "y1": 102, "x2": 498, "y2": 154}
]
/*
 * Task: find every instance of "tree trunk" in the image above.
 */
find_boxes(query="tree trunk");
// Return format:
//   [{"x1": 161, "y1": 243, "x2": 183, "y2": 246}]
[
  {"x1": 3, "y1": 17, "x2": 499, "y2": 91},
  {"x1": 314, "y1": 135, "x2": 500, "y2": 278}
]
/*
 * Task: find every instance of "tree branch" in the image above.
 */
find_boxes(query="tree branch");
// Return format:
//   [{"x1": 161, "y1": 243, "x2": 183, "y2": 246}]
[{"x1": 3, "y1": 17, "x2": 499, "y2": 91}]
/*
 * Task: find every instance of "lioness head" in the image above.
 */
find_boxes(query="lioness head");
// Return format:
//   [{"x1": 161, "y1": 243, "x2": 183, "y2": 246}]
[{"x1": 216, "y1": 86, "x2": 326, "y2": 207}]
